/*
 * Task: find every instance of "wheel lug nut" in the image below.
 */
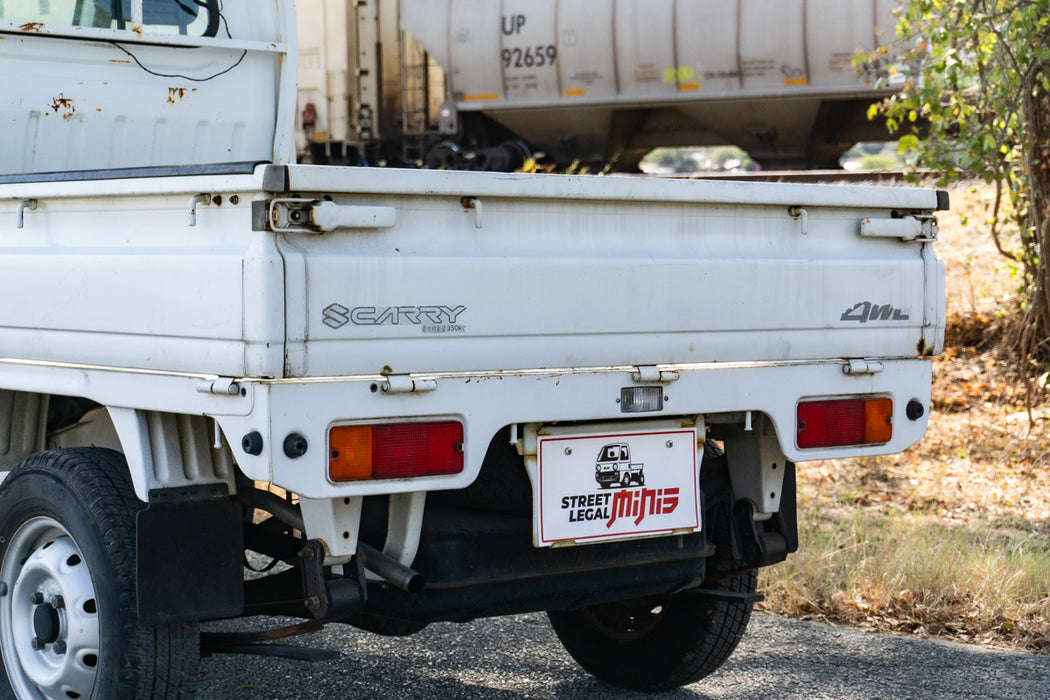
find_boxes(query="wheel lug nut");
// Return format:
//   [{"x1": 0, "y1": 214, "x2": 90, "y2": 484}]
[
  {"x1": 30, "y1": 637, "x2": 43, "y2": 651},
  {"x1": 30, "y1": 592, "x2": 44, "y2": 605},
  {"x1": 49, "y1": 595, "x2": 64, "y2": 609},
  {"x1": 53, "y1": 640, "x2": 67, "y2": 655}
]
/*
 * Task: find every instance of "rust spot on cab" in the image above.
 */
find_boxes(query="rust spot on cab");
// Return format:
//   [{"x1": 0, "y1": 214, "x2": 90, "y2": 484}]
[
  {"x1": 19, "y1": 22, "x2": 44, "y2": 32},
  {"x1": 50, "y1": 94, "x2": 75, "y2": 120},
  {"x1": 167, "y1": 87, "x2": 186, "y2": 103}
]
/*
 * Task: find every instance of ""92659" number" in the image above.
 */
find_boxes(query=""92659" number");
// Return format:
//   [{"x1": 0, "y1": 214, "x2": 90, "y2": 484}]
[{"x1": 502, "y1": 45, "x2": 557, "y2": 69}]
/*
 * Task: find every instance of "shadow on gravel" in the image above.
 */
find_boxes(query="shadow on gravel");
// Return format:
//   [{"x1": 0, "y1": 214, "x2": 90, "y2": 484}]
[
  {"x1": 200, "y1": 612, "x2": 1050, "y2": 700},
  {"x1": 549, "y1": 678, "x2": 713, "y2": 699}
]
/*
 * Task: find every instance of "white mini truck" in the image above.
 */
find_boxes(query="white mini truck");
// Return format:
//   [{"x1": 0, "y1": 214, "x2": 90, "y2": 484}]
[{"x1": 0, "y1": 2, "x2": 946, "y2": 698}]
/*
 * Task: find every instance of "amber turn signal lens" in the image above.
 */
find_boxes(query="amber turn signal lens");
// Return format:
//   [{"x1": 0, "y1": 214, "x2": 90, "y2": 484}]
[{"x1": 328, "y1": 425, "x2": 374, "y2": 481}]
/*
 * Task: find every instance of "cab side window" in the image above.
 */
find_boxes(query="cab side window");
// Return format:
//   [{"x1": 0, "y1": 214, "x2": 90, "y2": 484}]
[
  {"x1": 0, "y1": 0, "x2": 80, "y2": 26},
  {"x1": 141, "y1": 0, "x2": 218, "y2": 36},
  {"x1": 0, "y1": 0, "x2": 218, "y2": 37}
]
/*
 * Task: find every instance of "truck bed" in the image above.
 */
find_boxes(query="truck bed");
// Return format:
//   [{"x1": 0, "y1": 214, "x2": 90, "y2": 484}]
[
  {"x1": 0, "y1": 164, "x2": 946, "y2": 380},
  {"x1": 274, "y1": 166, "x2": 945, "y2": 378}
]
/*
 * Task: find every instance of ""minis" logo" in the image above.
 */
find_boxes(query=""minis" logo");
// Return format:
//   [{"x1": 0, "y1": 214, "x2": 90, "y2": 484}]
[{"x1": 606, "y1": 488, "x2": 680, "y2": 528}]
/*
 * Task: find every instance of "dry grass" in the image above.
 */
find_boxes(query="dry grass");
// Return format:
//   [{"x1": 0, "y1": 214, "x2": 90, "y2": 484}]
[
  {"x1": 764, "y1": 511, "x2": 1050, "y2": 651},
  {"x1": 758, "y1": 182, "x2": 1050, "y2": 654}
]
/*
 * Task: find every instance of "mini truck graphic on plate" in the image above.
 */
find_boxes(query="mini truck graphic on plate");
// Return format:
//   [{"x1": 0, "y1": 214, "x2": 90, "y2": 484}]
[
  {"x1": 536, "y1": 429, "x2": 700, "y2": 547},
  {"x1": 594, "y1": 442, "x2": 645, "y2": 488}
]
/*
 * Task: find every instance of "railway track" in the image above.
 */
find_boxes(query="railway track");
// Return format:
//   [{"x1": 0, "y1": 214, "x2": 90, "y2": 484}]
[{"x1": 684, "y1": 169, "x2": 935, "y2": 184}]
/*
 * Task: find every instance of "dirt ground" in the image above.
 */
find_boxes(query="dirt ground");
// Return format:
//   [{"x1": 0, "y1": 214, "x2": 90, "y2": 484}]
[
  {"x1": 813, "y1": 182, "x2": 1050, "y2": 527},
  {"x1": 764, "y1": 182, "x2": 1050, "y2": 652}
]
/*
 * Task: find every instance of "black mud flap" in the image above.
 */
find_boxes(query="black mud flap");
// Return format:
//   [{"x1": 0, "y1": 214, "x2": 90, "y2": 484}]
[{"x1": 137, "y1": 485, "x2": 244, "y2": 624}]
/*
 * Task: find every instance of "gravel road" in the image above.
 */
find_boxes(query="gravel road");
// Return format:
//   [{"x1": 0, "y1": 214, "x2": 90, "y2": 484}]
[{"x1": 199, "y1": 612, "x2": 1050, "y2": 699}]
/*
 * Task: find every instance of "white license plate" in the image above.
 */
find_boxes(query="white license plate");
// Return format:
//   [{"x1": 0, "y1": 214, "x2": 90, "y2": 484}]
[{"x1": 534, "y1": 428, "x2": 700, "y2": 547}]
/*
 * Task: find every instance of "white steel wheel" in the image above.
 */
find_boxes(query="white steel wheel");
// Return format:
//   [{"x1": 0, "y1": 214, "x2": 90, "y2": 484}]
[
  {"x1": 0, "y1": 518, "x2": 100, "y2": 700},
  {"x1": 0, "y1": 448, "x2": 198, "y2": 700}
]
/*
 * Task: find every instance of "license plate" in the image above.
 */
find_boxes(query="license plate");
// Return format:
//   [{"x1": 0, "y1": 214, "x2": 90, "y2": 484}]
[{"x1": 534, "y1": 428, "x2": 700, "y2": 547}]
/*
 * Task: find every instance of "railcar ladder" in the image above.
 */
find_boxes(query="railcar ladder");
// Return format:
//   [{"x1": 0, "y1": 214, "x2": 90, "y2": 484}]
[{"x1": 400, "y1": 31, "x2": 439, "y2": 164}]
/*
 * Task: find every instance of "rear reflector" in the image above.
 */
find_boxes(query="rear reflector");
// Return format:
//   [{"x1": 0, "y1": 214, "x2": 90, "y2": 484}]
[
  {"x1": 329, "y1": 421, "x2": 464, "y2": 482},
  {"x1": 796, "y1": 397, "x2": 893, "y2": 449}
]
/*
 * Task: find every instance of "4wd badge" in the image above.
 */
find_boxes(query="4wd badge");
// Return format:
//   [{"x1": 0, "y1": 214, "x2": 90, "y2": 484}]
[{"x1": 534, "y1": 429, "x2": 700, "y2": 547}]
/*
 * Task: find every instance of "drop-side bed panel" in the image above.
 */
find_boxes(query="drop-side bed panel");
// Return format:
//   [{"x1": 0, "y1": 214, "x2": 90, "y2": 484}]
[{"x1": 273, "y1": 166, "x2": 944, "y2": 379}]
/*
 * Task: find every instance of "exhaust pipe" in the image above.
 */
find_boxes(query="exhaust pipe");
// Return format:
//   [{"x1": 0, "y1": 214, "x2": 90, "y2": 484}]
[{"x1": 358, "y1": 543, "x2": 425, "y2": 594}]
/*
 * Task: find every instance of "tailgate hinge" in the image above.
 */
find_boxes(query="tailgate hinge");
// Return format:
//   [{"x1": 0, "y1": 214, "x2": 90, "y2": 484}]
[
  {"x1": 632, "y1": 365, "x2": 680, "y2": 383},
  {"x1": 842, "y1": 359, "x2": 885, "y2": 376},
  {"x1": 195, "y1": 376, "x2": 241, "y2": 395},
  {"x1": 380, "y1": 374, "x2": 438, "y2": 394}
]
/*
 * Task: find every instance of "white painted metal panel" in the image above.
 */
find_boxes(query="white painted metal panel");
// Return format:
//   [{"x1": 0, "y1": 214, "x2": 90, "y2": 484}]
[
  {"x1": 273, "y1": 166, "x2": 942, "y2": 379},
  {"x1": 0, "y1": 159, "x2": 943, "y2": 499},
  {"x1": 500, "y1": 0, "x2": 559, "y2": 100},
  {"x1": 405, "y1": 0, "x2": 894, "y2": 106},
  {"x1": 614, "y1": 0, "x2": 677, "y2": 97},
  {"x1": 448, "y1": 0, "x2": 504, "y2": 103},
  {"x1": 334, "y1": 1, "x2": 904, "y2": 166},
  {"x1": 247, "y1": 357, "x2": 935, "y2": 498},
  {"x1": 875, "y1": 0, "x2": 901, "y2": 48},
  {"x1": 294, "y1": 0, "x2": 353, "y2": 151},
  {"x1": 557, "y1": 0, "x2": 616, "y2": 99},
  {"x1": 806, "y1": 0, "x2": 876, "y2": 87},
  {"x1": 676, "y1": 0, "x2": 739, "y2": 93},
  {"x1": 0, "y1": 2, "x2": 292, "y2": 174},
  {"x1": 739, "y1": 0, "x2": 808, "y2": 90},
  {"x1": 0, "y1": 172, "x2": 285, "y2": 378},
  {"x1": 400, "y1": 0, "x2": 452, "y2": 70}
]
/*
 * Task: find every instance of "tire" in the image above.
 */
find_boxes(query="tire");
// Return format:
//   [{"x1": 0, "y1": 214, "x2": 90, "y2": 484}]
[
  {"x1": 637, "y1": 474, "x2": 645, "y2": 487},
  {"x1": 547, "y1": 569, "x2": 757, "y2": 691},
  {"x1": 0, "y1": 448, "x2": 198, "y2": 699}
]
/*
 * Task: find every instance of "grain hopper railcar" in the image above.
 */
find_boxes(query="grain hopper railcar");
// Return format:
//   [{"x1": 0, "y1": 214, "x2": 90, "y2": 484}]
[{"x1": 296, "y1": 0, "x2": 902, "y2": 170}]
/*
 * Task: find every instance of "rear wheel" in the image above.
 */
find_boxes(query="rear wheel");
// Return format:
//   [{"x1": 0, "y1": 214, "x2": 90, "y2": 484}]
[
  {"x1": 547, "y1": 570, "x2": 757, "y2": 691},
  {"x1": 0, "y1": 448, "x2": 198, "y2": 699}
]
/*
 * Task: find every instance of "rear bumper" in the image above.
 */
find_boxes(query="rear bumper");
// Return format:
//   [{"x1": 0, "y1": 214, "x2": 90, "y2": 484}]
[{"x1": 218, "y1": 357, "x2": 933, "y2": 499}]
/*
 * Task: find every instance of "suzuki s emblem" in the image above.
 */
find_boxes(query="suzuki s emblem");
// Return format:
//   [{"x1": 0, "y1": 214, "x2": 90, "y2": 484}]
[{"x1": 322, "y1": 303, "x2": 350, "y2": 329}]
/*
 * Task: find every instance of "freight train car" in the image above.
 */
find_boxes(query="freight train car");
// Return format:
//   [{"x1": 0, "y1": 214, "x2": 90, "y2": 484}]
[{"x1": 295, "y1": 0, "x2": 902, "y2": 170}]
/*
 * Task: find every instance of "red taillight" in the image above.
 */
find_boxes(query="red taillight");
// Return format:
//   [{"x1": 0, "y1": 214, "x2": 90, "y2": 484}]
[
  {"x1": 328, "y1": 421, "x2": 464, "y2": 482},
  {"x1": 796, "y1": 397, "x2": 893, "y2": 449}
]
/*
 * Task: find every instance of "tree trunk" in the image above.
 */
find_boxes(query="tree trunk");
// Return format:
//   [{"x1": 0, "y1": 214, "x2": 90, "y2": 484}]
[{"x1": 1020, "y1": 60, "x2": 1050, "y2": 406}]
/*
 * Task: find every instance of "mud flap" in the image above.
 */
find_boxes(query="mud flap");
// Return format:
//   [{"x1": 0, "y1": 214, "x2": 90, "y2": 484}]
[{"x1": 136, "y1": 486, "x2": 244, "y2": 624}]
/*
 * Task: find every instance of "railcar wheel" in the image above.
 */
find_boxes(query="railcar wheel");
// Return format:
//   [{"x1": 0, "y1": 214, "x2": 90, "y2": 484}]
[
  {"x1": 547, "y1": 569, "x2": 757, "y2": 691},
  {"x1": 0, "y1": 448, "x2": 198, "y2": 699}
]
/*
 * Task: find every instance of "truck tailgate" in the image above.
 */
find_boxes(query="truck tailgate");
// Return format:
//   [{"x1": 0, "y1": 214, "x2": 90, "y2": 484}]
[{"x1": 270, "y1": 166, "x2": 945, "y2": 378}]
